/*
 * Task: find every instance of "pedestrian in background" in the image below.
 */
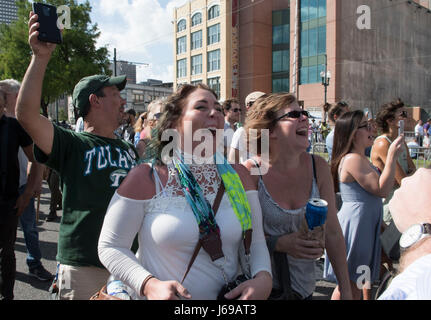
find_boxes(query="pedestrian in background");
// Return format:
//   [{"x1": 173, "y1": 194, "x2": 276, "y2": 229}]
[
  {"x1": 1, "y1": 79, "x2": 52, "y2": 281},
  {"x1": 415, "y1": 120, "x2": 424, "y2": 147},
  {"x1": 137, "y1": 99, "x2": 163, "y2": 160},
  {"x1": 133, "y1": 111, "x2": 147, "y2": 147},
  {"x1": 0, "y1": 85, "x2": 44, "y2": 300},
  {"x1": 223, "y1": 99, "x2": 241, "y2": 152},
  {"x1": 371, "y1": 99, "x2": 416, "y2": 225},
  {"x1": 228, "y1": 91, "x2": 266, "y2": 164},
  {"x1": 324, "y1": 101, "x2": 349, "y2": 162}
]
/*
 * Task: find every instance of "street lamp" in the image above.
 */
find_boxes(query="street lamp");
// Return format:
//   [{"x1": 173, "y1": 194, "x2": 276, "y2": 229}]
[{"x1": 320, "y1": 69, "x2": 331, "y2": 105}]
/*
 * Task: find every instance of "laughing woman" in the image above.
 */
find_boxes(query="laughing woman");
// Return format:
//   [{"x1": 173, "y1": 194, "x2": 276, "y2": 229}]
[
  {"x1": 98, "y1": 84, "x2": 272, "y2": 300},
  {"x1": 323, "y1": 110, "x2": 403, "y2": 300},
  {"x1": 243, "y1": 93, "x2": 352, "y2": 300}
]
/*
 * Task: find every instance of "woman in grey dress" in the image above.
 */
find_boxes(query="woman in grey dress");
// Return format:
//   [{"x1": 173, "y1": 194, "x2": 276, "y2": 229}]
[
  {"x1": 324, "y1": 110, "x2": 403, "y2": 300},
  {"x1": 243, "y1": 93, "x2": 353, "y2": 300}
]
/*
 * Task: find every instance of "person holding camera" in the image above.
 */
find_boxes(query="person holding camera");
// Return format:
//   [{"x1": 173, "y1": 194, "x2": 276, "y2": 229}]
[
  {"x1": 16, "y1": 11, "x2": 139, "y2": 299},
  {"x1": 98, "y1": 83, "x2": 272, "y2": 300}
]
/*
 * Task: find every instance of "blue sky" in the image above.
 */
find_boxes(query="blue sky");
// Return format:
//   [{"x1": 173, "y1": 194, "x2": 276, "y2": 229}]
[{"x1": 81, "y1": 0, "x2": 188, "y2": 83}]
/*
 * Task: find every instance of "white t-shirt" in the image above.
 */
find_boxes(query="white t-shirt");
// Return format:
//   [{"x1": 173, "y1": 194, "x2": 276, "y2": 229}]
[
  {"x1": 75, "y1": 117, "x2": 84, "y2": 133},
  {"x1": 98, "y1": 163, "x2": 272, "y2": 300},
  {"x1": 230, "y1": 127, "x2": 255, "y2": 163},
  {"x1": 224, "y1": 121, "x2": 235, "y2": 148},
  {"x1": 415, "y1": 124, "x2": 424, "y2": 137},
  {"x1": 378, "y1": 254, "x2": 431, "y2": 300},
  {"x1": 18, "y1": 147, "x2": 28, "y2": 188}
]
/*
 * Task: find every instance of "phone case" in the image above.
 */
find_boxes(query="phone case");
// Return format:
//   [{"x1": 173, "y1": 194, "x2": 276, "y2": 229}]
[{"x1": 32, "y1": 2, "x2": 62, "y2": 44}]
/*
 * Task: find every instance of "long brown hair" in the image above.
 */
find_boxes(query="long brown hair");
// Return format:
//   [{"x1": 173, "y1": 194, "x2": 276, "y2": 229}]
[{"x1": 331, "y1": 110, "x2": 364, "y2": 192}]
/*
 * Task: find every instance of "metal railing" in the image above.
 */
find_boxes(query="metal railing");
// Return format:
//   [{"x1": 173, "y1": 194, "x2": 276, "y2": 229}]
[{"x1": 310, "y1": 142, "x2": 430, "y2": 168}]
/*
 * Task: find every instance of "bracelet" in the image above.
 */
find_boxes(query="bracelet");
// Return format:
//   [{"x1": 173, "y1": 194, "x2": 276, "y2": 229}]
[
  {"x1": 266, "y1": 235, "x2": 279, "y2": 254},
  {"x1": 140, "y1": 275, "x2": 155, "y2": 296}
]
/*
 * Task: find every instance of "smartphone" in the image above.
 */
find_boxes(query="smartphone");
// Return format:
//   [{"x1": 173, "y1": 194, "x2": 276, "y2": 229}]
[
  {"x1": 364, "y1": 108, "x2": 372, "y2": 120},
  {"x1": 398, "y1": 119, "x2": 405, "y2": 136},
  {"x1": 32, "y1": 2, "x2": 62, "y2": 44}
]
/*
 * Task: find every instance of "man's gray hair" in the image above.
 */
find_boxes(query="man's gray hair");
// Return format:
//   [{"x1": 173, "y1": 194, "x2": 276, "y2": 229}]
[{"x1": 0, "y1": 79, "x2": 21, "y2": 94}]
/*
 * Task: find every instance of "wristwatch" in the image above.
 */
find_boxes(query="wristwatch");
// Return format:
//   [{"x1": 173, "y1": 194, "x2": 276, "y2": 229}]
[{"x1": 399, "y1": 223, "x2": 431, "y2": 250}]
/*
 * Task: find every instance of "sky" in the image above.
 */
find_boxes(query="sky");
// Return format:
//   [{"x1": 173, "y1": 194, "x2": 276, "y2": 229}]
[{"x1": 82, "y1": 0, "x2": 188, "y2": 83}]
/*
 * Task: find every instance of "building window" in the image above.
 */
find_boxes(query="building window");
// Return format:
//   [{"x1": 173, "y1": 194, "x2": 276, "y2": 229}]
[
  {"x1": 177, "y1": 36, "x2": 187, "y2": 54},
  {"x1": 191, "y1": 12, "x2": 202, "y2": 26},
  {"x1": 299, "y1": 0, "x2": 326, "y2": 84},
  {"x1": 207, "y1": 49, "x2": 220, "y2": 72},
  {"x1": 207, "y1": 77, "x2": 220, "y2": 98},
  {"x1": 133, "y1": 94, "x2": 144, "y2": 102},
  {"x1": 272, "y1": 50, "x2": 289, "y2": 73},
  {"x1": 191, "y1": 54, "x2": 202, "y2": 75},
  {"x1": 272, "y1": 9, "x2": 289, "y2": 93},
  {"x1": 191, "y1": 79, "x2": 203, "y2": 85},
  {"x1": 177, "y1": 19, "x2": 186, "y2": 32},
  {"x1": 177, "y1": 58, "x2": 187, "y2": 78},
  {"x1": 208, "y1": 5, "x2": 220, "y2": 20},
  {"x1": 191, "y1": 30, "x2": 202, "y2": 50},
  {"x1": 272, "y1": 78, "x2": 289, "y2": 93},
  {"x1": 273, "y1": 9, "x2": 289, "y2": 45},
  {"x1": 207, "y1": 23, "x2": 220, "y2": 45}
]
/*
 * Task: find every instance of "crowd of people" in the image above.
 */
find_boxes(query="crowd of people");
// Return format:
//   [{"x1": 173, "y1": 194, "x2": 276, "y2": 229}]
[{"x1": 1, "y1": 10, "x2": 431, "y2": 301}]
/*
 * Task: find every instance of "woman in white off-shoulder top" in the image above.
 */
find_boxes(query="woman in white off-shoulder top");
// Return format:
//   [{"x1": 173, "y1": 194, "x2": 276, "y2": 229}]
[{"x1": 98, "y1": 84, "x2": 272, "y2": 300}]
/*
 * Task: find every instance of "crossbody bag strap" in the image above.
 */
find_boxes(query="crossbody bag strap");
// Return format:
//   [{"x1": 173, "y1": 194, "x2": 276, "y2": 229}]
[{"x1": 180, "y1": 182, "x2": 225, "y2": 284}]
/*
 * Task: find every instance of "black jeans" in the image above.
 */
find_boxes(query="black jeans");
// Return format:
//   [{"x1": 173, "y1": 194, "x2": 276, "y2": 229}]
[{"x1": 0, "y1": 205, "x2": 19, "y2": 300}]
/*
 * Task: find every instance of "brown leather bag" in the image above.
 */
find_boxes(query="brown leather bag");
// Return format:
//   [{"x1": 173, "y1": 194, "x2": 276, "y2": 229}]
[{"x1": 90, "y1": 285, "x2": 122, "y2": 300}]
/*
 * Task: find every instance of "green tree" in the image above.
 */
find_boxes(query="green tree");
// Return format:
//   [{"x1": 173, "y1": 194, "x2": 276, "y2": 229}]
[{"x1": 0, "y1": 0, "x2": 111, "y2": 118}]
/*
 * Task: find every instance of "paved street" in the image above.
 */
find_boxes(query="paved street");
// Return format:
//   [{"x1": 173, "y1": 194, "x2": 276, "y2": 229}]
[{"x1": 13, "y1": 182, "x2": 341, "y2": 300}]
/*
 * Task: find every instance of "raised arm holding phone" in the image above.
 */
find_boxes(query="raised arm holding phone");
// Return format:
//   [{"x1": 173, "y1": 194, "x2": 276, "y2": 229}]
[
  {"x1": 16, "y1": 10, "x2": 139, "y2": 300},
  {"x1": 371, "y1": 99, "x2": 416, "y2": 225}
]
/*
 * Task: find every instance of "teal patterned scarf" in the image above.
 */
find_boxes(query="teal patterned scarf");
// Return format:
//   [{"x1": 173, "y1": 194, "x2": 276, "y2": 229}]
[{"x1": 172, "y1": 152, "x2": 252, "y2": 242}]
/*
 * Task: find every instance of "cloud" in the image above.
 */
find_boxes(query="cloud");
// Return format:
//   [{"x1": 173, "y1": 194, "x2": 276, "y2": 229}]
[{"x1": 90, "y1": 0, "x2": 188, "y2": 83}]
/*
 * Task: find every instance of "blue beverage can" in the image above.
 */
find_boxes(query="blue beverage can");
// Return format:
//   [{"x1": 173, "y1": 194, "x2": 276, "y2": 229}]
[{"x1": 305, "y1": 198, "x2": 328, "y2": 230}]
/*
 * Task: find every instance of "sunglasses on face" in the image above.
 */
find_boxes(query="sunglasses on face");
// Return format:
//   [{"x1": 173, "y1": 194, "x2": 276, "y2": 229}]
[
  {"x1": 399, "y1": 110, "x2": 408, "y2": 118},
  {"x1": 232, "y1": 108, "x2": 241, "y2": 113},
  {"x1": 275, "y1": 110, "x2": 310, "y2": 122},
  {"x1": 358, "y1": 122, "x2": 372, "y2": 131}
]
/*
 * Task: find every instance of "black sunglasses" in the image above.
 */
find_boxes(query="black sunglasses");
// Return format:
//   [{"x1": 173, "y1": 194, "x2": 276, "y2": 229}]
[
  {"x1": 358, "y1": 122, "x2": 372, "y2": 131},
  {"x1": 275, "y1": 110, "x2": 310, "y2": 122},
  {"x1": 232, "y1": 108, "x2": 241, "y2": 113},
  {"x1": 399, "y1": 110, "x2": 408, "y2": 118}
]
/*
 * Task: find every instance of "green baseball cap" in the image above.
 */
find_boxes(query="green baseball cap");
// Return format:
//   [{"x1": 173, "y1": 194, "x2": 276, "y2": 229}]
[{"x1": 72, "y1": 74, "x2": 127, "y2": 117}]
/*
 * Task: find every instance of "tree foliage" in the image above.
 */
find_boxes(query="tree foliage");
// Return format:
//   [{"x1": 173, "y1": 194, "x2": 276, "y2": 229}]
[{"x1": 0, "y1": 0, "x2": 112, "y2": 117}]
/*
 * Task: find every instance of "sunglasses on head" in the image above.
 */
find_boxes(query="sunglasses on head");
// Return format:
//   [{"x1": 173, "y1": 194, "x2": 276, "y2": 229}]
[{"x1": 275, "y1": 110, "x2": 310, "y2": 122}]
